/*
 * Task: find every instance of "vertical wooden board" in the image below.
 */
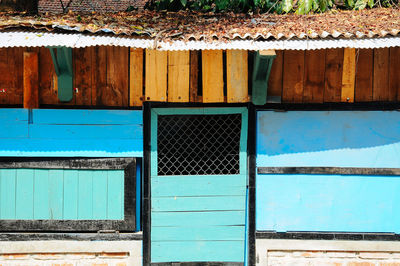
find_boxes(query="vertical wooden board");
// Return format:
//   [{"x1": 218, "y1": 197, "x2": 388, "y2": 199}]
[
  {"x1": 33, "y1": 169, "x2": 49, "y2": 219},
  {"x1": 16, "y1": 169, "x2": 34, "y2": 219},
  {"x1": 389, "y1": 47, "x2": 400, "y2": 101},
  {"x1": 78, "y1": 170, "x2": 93, "y2": 219},
  {"x1": 168, "y1": 51, "x2": 190, "y2": 102},
  {"x1": 282, "y1": 50, "x2": 305, "y2": 103},
  {"x1": 0, "y1": 169, "x2": 16, "y2": 219},
  {"x1": 5, "y1": 48, "x2": 24, "y2": 105},
  {"x1": 0, "y1": 49, "x2": 12, "y2": 104},
  {"x1": 74, "y1": 48, "x2": 93, "y2": 106},
  {"x1": 202, "y1": 50, "x2": 224, "y2": 103},
  {"x1": 107, "y1": 170, "x2": 124, "y2": 220},
  {"x1": 63, "y1": 170, "x2": 78, "y2": 219},
  {"x1": 23, "y1": 52, "x2": 39, "y2": 108},
  {"x1": 92, "y1": 170, "x2": 108, "y2": 219},
  {"x1": 373, "y1": 48, "x2": 390, "y2": 101},
  {"x1": 93, "y1": 46, "x2": 107, "y2": 106},
  {"x1": 341, "y1": 48, "x2": 356, "y2": 102},
  {"x1": 39, "y1": 47, "x2": 59, "y2": 105},
  {"x1": 303, "y1": 50, "x2": 325, "y2": 103},
  {"x1": 100, "y1": 46, "x2": 129, "y2": 107},
  {"x1": 226, "y1": 50, "x2": 248, "y2": 103},
  {"x1": 268, "y1": 50, "x2": 283, "y2": 98},
  {"x1": 48, "y1": 170, "x2": 64, "y2": 219},
  {"x1": 145, "y1": 49, "x2": 167, "y2": 102},
  {"x1": 189, "y1": 51, "x2": 199, "y2": 102},
  {"x1": 355, "y1": 49, "x2": 373, "y2": 102},
  {"x1": 129, "y1": 48, "x2": 144, "y2": 107},
  {"x1": 324, "y1": 49, "x2": 344, "y2": 102}
]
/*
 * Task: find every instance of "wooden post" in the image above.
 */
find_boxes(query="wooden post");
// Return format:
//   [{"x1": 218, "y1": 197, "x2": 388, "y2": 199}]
[
  {"x1": 130, "y1": 48, "x2": 144, "y2": 106},
  {"x1": 23, "y1": 52, "x2": 39, "y2": 109},
  {"x1": 341, "y1": 48, "x2": 356, "y2": 103}
]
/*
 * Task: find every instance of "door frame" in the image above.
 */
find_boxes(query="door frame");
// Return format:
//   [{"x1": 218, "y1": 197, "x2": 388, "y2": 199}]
[{"x1": 144, "y1": 106, "x2": 249, "y2": 265}]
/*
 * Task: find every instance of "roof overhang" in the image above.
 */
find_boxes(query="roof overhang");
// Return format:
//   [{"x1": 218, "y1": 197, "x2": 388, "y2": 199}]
[{"x1": 2, "y1": 31, "x2": 400, "y2": 50}]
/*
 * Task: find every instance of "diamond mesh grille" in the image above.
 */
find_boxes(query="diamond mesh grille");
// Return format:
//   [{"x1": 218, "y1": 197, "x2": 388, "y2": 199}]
[{"x1": 157, "y1": 114, "x2": 242, "y2": 176}]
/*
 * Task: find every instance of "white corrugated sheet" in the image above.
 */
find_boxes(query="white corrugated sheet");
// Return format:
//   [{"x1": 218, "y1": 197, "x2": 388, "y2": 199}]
[{"x1": 2, "y1": 31, "x2": 400, "y2": 50}]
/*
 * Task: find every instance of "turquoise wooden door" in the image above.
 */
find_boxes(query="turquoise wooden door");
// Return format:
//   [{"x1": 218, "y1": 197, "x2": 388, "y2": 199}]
[{"x1": 150, "y1": 107, "x2": 248, "y2": 263}]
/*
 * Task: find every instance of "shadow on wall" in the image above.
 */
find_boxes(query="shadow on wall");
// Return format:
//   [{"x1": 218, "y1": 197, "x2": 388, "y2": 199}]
[{"x1": 256, "y1": 111, "x2": 400, "y2": 168}]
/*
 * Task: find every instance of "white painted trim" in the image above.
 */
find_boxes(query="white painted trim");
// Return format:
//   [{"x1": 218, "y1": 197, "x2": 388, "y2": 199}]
[
  {"x1": 2, "y1": 31, "x2": 400, "y2": 50},
  {"x1": 256, "y1": 239, "x2": 400, "y2": 266}
]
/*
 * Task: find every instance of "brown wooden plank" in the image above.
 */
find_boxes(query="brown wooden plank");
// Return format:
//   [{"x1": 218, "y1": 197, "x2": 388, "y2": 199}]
[
  {"x1": 145, "y1": 49, "x2": 167, "y2": 102},
  {"x1": 38, "y1": 47, "x2": 59, "y2": 105},
  {"x1": 0, "y1": 48, "x2": 23, "y2": 105},
  {"x1": 389, "y1": 47, "x2": 400, "y2": 101},
  {"x1": 282, "y1": 50, "x2": 304, "y2": 103},
  {"x1": 226, "y1": 50, "x2": 248, "y2": 103},
  {"x1": 23, "y1": 52, "x2": 39, "y2": 109},
  {"x1": 324, "y1": 48, "x2": 344, "y2": 102},
  {"x1": 168, "y1": 50, "x2": 190, "y2": 102},
  {"x1": 101, "y1": 46, "x2": 129, "y2": 107},
  {"x1": 268, "y1": 50, "x2": 283, "y2": 98},
  {"x1": 93, "y1": 46, "x2": 107, "y2": 106},
  {"x1": 129, "y1": 48, "x2": 144, "y2": 107},
  {"x1": 373, "y1": 48, "x2": 390, "y2": 101},
  {"x1": 354, "y1": 49, "x2": 373, "y2": 102},
  {"x1": 341, "y1": 48, "x2": 356, "y2": 103},
  {"x1": 303, "y1": 49, "x2": 325, "y2": 103},
  {"x1": 189, "y1": 51, "x2": 199, "y2": 102},
  {"x1": 202, "y1": 50, "x2": 224, "y2": 103},
  {"x1": 74, "y1": 48, "x2": 92, "y2": 106}
]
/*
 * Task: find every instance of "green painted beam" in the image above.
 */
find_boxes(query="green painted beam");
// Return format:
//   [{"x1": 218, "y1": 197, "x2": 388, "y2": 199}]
[
  {"x1": 48, "y1": 47, "x2": 73, "y2": 102},
  {"x1": 251, "y1": 51, "x2": 276, "y2": 106}
]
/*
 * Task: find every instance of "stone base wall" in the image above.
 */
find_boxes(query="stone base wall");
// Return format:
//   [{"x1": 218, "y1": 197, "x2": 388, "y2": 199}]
[
  {"x1": 0, "y1": 240, "x2": 142, "y2": 266},
  {"x1": 256, "y1": 239, "x2": 400, "y2": 266}
]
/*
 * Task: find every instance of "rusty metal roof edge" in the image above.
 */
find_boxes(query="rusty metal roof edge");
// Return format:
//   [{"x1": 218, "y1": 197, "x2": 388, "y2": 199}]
[{"x1": 1, "y1": 31, "x2": 400, "y2": 50}]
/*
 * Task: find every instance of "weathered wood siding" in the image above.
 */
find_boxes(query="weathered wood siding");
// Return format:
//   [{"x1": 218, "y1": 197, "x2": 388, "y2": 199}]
[
  {"x1": 256, "y1": 111, "x2": 400, "y2": 233},
  {"x1": 0, "y1": 47, "x2": 399, "y2": 106},
  {"x1": 0, "y1": 109, "x2": 143, "y2": 157}
]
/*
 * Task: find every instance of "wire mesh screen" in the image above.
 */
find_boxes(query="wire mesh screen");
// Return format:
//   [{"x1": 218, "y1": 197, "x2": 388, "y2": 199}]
[{"x1": 157, "y1": 114, "x2": 242, "y2": 176}]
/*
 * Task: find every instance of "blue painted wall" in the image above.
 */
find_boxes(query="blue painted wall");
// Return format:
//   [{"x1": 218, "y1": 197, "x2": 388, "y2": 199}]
[
  {"x1": 0, "y1": 109, "x2": 143, "y2": 157},
  {"x1": 256, "y1": 111, "x2": 400, "y2": 233},
  {"x1": 0, "y1": 169, "x2": 124, "y2": 220}
]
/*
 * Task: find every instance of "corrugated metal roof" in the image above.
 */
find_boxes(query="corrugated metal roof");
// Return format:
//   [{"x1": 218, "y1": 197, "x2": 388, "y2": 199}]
[
  {"x1": 1, "y1": 30, "x2": 400, "y2": 50},
  {"x1": 1, "y1": 8, "x2": 400, "y2": 50}
]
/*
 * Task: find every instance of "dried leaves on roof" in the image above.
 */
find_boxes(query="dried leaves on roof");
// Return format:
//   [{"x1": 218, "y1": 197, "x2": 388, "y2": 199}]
[{"x1": 0, "y1": 8, "x2": 399, "y2": 41}]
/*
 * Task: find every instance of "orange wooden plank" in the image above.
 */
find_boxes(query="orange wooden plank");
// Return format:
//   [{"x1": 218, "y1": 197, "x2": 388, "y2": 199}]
[
  {"x1": 202, "y1": 50, "x2": 224, "y2": 103},
  {"x1": 354, "y1": 49, "x2": 373, "y2": 102},
  {"x1": 304, "y1": 49, "x2": 325, "y2": 103},
  {"x1": 324, "y1": 48, "x2": 343, "y2": 102},
  {"x1": 226, "y1": 50, "x2": 248, "y2": 103},
  {"x1": 189, "y1": 51, "x2": 199, "y2": 102},
  {"x1": 130, "y1": 48, "x2": 144, "y2": 106},
  {"x1": 168, "y1": 51, "x2": 190, "y2": 102},
  {"x1": 23, "y1": 52, "x2": 39, "y2": 109},
  {"x1": 268, "y1": 50, "x2": 283, "y2": 98},
  {"x1": 389, "y1": 47, "x2": 400, "y2": 101},
  {"x1": 373, "y1": 48, "x2": 390, "y2": 101},
  {"x1": 145, "y1": 49, "x2": 167, "y2": 102},
  {"x1": 282, "y1": 50, "x2": 304, "y2": 103},
  {"x1": 341, "y1": 48, "x2": 356, "y2": 103}
]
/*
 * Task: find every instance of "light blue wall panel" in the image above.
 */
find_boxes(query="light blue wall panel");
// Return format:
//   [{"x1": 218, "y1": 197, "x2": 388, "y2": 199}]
[
  {"x1": 0, "y1": 168, "x2": 124, "y2": 220},
  {"x1": 257, "y1": 111, "x2": 400, "y2": 168},
  {"x1": 257, "y1": 174, "x2": 400, "y2": 232},
  {"x1": 0, "y1": 109, "x2": 143, "y2": 157},
  {"x1": 256, "y1": 111, "x2": 400, "y2": 232}
]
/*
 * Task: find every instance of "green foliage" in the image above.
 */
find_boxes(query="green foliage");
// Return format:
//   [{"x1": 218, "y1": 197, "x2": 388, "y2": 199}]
[{"x1": 146, "y1": 0, "x2": 397, "y2": 14}]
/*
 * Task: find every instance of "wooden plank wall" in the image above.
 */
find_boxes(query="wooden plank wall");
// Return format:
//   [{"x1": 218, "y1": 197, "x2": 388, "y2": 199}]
[
  {"x1": 269, "y1": 47, "x2": 400, "y2": 103},
  {"x1": 0, "y1": 47, "x2": 400, "y2": 107}
]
